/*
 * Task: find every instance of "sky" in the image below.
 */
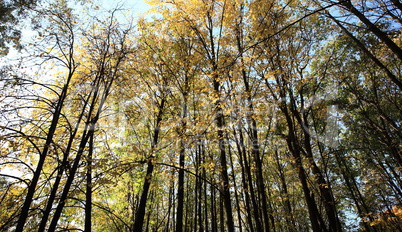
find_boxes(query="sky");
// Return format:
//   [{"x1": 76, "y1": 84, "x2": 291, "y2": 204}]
[{"x1": 98, "y1": 0, "x2": 150, "y2": 16}]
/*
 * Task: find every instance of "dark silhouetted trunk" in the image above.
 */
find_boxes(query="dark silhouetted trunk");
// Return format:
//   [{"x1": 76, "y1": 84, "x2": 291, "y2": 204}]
[
  {"x1": 16, "y1": 79, "x2": 73, "y2": 232},
  {"x1": 133, "y1": 98, "x2": 166, "y2": 231},
  {"x1": 85, "y1": 132, "x2": 93, "y2": 232},
  {"x1": 341, "y1": 0, "x2": 402, "y2": 61}
]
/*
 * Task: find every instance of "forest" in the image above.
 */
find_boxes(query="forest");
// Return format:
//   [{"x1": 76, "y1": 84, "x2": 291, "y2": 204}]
[{"x1": 0, "y1": 0, "x2": 401, "y2": 231}]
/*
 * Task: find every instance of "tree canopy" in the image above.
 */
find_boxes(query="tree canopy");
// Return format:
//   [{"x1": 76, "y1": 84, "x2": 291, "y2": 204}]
[{"x1": 0, "y1": 0, "x2": 401, "y2": 231}]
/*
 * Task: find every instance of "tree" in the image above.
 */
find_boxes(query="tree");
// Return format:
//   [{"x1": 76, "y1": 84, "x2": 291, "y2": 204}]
[
  {"x1": 1, "y1": 0, "x2": 401, "y2": 231},
  {"x1": 0, "y1": 0, "x2": 39, "y2": 55},
  {"x1": 14, "y1": 1, "x2": 80, "y2": 230}
]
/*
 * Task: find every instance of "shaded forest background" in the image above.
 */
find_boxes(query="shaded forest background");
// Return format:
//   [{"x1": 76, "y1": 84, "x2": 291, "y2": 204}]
[{"x1": 0, "y1": 0, "x2": 401, "y2": 231}]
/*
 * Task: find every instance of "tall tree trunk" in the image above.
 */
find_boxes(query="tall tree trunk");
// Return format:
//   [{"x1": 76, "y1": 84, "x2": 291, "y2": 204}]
[
  {"x1": 233, "y1": 124, "x2": 254, "y2": 231},
  {"x1": 194, "y1": 172, "x2": 199, "y2": 232},
  {"x1": 291, "y1": 100, "x2": 342, "y2": 232},
  {"x1": 303, "y1": 128, "x2": 341, "y2": 232},
  {"x1": 212, "y1": 72, "x2": 235, "y2": 232},
  {"x1": 327, "y1": 12, "x2": 402, "y2": 90},
  {"x1": 85, "y1": 132, "x2": 93, "y2": 232},
  {"x1": 16, "y1": 79, "x2": 72, "y2": 232},
  {"x1": 175, "y1": 143, "x2": 185, "y2": 232},
  {"x1": 48, "y1": 58, "x2": 118, "y2": 232},
  {"x1": 282, "y1": 105, "x2": 328, "y2": 232},
  {"x1": 166, "y1": 169, "x2": 175, "y2": 232},
  {"x1": 227, "y1": 137, "x2": 243, "y2": 232},
  {"x1": 239, "y1": 124, "x2": 263, "y2": 231},
  {"x1": 133, "y1": 98, "x2": 166, "y2": 231},
  {"x1": 236, "y1": 27, "x2": 271, "y2": 232},
  {"x1": 333, "y1": 150, "x2": 377, "y2": 232},
  {"x1": 47, "y1": 124, "x2": 95, "y2": 232},
  {"x1": 176, "y1": 94, "x2": 188, "y2": 232},
  {"x1": 274, "y1": 149, "x2": 296, "y2": 230},
  {"x1": 219, "y1": 191, "x2": 225, "y2": 232},
  {"x1": 197, "y1": 145, "x2": 204, "y2": 232},
  {"x1": 202, "y1": 148, "x2": 209, "y2": 232},
  {"x1": 341, "y1": 0, "x2": 402, "y2": 61},
  {"x1": 38, "y1": 91, "x2": 90, "y2": 231},
  {"x1": 211, "y1": 182, "x2": 217, "y2": 232}
]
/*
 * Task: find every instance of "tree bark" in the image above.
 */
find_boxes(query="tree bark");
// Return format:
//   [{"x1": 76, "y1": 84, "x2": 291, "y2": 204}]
[
  {"x1": 133, "y1": 98, "x2": 166, "y2": 231},
  {"x1": 341, "y1": 0, "x2": 402, "y2": 61},
  {"x1": 38, "y1": 89, "x2": 90, "y2": 231},
  {"x1": 16, "y1": 80, "x2": 72, "y2": 232},
  {"x1": 282, "y1": 104, "x2": 328, "y2": 232},
  {"x1": 327, "y1": 12, "x2": 402, "y2": 90},
  {"x1": 85, "y1": 132, "x2": 93, "y2": 232},
  {"x1": 176, "y1": 91, "x2": 188, "y2": 232}
]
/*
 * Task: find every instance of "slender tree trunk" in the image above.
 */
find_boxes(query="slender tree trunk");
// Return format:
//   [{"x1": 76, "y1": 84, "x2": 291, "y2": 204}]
[
  {"x1": 251, "y1": 122, "x2": 271, "y2": 232},
  {"x1": 85, "y1": 133, "x2": 93, "y2": 232},
  {"x1": 202, "y1": 148, "x2": 209, "y2": 232},
  {"x1": 304, "y1": 133, "x2": 341, "y2": 232},
  {"x1": 176, "y1": 94, "x2": 188, "y2": 232},
  {"x1": 236, "y1": 28, "x2": 271, "y2": 232},
  {"x1": 47, "y1": 126, "x2": 95, "y2": 232},
  {"x1": 48, "y1": 58, "x2": 118, "y2": 232},
  {"x1": 144, "y1": 192, "x2": 153, "y2": 232},
  {"x1": 274, "y1": 149, "x2": 296, "y2": 230},
  {"x1": 219, "y1": 192, "x2": 225, "y2": 232},
  {"x1": 292, "y1": 104, "x2": 342, "y2": 232},
  {"x1": 133, "y1": 98, "x2": 166, "y2": 231},
  {"x1": 333, "y1": 150, "x2": 376, "y2": 232},
  {"x1": 196, "y1": 146, "x2": 204, "y2": 232},
  {"x1": 327, "y1": 12, "x2": 402, "y2": 90},
  {"x1": 38, "y1": 91, "x2": 90, "y2": 231},
  {"x1": 240, "y1": 126, "x2": 263, "y2": 231},
  {"x1": 176, "y1": 145, "x2": 185, "y2": 232},
  {"x1": 211, "y1": 182, "x2": 217, "y2": 232},
  {"x1": 282, "y1": 105, "x2": 327, "y2": 232},
  {"x1": 185, "y1": 176, "x2": 191, "y2": 232},
  {"x1": 166, "y1": 169, "x2": 175, "y2": 232},
  {"x1": 194, "y1": 170, "x2": 199, "y2": 232},
  {"x1": 233, "y1": 125, "x2": 254, "y2": 231},
  {"x1": 217, "y1": 116, "x2": 234, "y2": 232},
  {"x1": 16, "y1": 79, "x2": 72, "y2": 232},
  {"x1": 341, "y1": 0, "x2": 402, "y2": 61},
  {"x1": 211, "y1": 72, "x2": 235, "y2": 232},
  {"x1": 38, "y1": 160, "x2": 65, "y2": 231},
  {"x1": 227, "y1": 137, "x2": 243, "y2": 232},
  {"x1": 294, "y1": 154, "x2": 327, "y2": 232},
  {"x1": 198, "y1": 176, "x2": 204, "y2": 232}
]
